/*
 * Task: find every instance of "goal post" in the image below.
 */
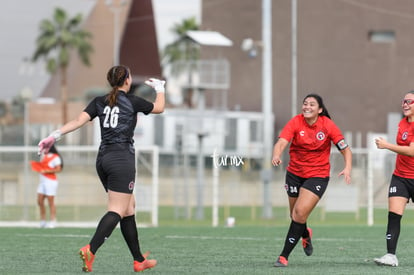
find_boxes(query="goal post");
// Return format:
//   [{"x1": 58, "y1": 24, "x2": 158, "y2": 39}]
[{"x1": 135, "y1": 145, "x2": 159, "y2": 227}]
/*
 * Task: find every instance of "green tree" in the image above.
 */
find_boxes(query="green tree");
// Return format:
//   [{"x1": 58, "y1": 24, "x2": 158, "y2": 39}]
[
  {"x1": 162, "y1": 16, "x2": 200, "y2": 67},
  {"x1": 161, "y1": 17, "x2": 200, "y2": 107},
  {"x1": 32, "y1": 7, "x2": 93, "y2": 123}
]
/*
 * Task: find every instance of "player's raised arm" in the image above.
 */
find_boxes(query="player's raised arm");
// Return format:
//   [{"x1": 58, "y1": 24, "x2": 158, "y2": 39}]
[{"x1": 144, "y1": 78, "x2": 165, "y2": 114}]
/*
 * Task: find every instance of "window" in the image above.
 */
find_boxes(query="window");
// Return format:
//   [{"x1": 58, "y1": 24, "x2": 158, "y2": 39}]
[
  {"x1": 224, "y1": 118, "x2": 237, "y2": 151},
  {"x1": 369, "y1": 30, "x2": 395, "y2": 43}
]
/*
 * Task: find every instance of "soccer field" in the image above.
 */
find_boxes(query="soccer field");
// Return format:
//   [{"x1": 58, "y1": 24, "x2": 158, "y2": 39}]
[{"x1": 1, "y1": 224, "x2": 414, "y2": 274}]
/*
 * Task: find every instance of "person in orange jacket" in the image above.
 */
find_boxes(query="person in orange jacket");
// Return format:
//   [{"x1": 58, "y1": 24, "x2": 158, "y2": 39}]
[{"x1": 32, "y1": 144, "x2": 63, "y2": 228}]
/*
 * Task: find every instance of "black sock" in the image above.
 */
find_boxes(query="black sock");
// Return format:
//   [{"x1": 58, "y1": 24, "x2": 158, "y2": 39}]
[
  {"x1": 386, "y1": 211, "x2": 402, "y2": 254},
  {"x1": 280, "y1": 220, "x2": 306, "y2": 259},
  {"x1": 301, "y1": 223, "x2": 309, "y2": 238},
  {"x1": 89, "y1": 211, "x2": 121, "y2": 254},
  {"x1": 121, "y1": 215, "x2": 145, "y2": 262}
]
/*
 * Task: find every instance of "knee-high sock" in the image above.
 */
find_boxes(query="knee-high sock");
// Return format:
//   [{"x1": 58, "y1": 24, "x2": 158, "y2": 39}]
[
  {"x1": 120, "y1": 215, "x2": 145, "y2": 262},
  {"x1": 301, "y1": 222, "x2": 309, "y2": 238},
  {"x1": 280, "y1": 220, "x2": 306, "y2": 259},
  {"x1": 386, "y1": 211, "x2": 402, "y2": 254},
  {"x1": 89, "y1": 211, "x2": 121, "y2": 254}
]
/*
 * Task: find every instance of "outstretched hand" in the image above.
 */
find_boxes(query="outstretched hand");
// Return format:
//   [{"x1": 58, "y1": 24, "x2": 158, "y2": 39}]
[
  {"x1": 38, "y1": 136, "x2": 55, "y2": 155},
  {"x1": 145, "y1": 78, "x2": 166, "y2": 93}
]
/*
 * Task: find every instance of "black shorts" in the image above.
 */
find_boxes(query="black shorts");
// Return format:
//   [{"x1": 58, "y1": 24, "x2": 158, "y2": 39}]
[
  {"x1": 96, "y1": 144, "x2": 136, "y2": 194},
  {"x1": 285, "y1": 171, "x2": 329, "y2": 198},
  {"x1": 389, "y1": 174, "x2": 414, "y2": 202}
]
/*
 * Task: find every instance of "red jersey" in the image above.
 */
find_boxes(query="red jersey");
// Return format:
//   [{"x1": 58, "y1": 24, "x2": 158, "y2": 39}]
[
  {"x1": 279, "y1": 114, "x2": 346, "y2": 178},
  {"x1": 394, "y1": 117, "x2": 414, "y2": 178}
]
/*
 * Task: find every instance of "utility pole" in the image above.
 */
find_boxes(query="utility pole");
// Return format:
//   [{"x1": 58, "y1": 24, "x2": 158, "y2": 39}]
[{"x1": 261, "y1": 0, "x2": 273, "y2": 218}]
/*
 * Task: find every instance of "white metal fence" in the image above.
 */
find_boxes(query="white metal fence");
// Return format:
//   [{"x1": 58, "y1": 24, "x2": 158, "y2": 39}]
[
  {"x1": 0, "y1": 142, "x2": 404, "y2": 227},
  {"x1": 0, "y1": 145, "x2": 159, "y2": 227}
]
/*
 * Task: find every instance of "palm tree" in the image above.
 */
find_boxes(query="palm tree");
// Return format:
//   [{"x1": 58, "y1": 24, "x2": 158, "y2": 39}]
[
  {"x1": 162, "y1": 16, "x2": 199, "y2": 67},
  {"x1": 161, "y1": 17, "x2": 199, "y2": 107},
  {"x1": 32, "y1": 7, "x2": 93, "y2": 123}
]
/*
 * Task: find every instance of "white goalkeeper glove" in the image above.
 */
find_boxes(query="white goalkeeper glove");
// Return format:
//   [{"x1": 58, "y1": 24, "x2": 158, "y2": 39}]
[
  {"x1": 145, "y1": 78, "x2": 166, "y2": 93},
  {"x1": 38, "y1": 130, "x2": 61, "y2": 155}
]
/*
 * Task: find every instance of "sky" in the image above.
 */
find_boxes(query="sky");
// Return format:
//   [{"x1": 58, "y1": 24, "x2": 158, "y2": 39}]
[
  {"x1": 0, "y1": 0, "x2": 200, "y2": 102},
  {"x1": 153, "y1": 0, "x2": 201, "y2": 50}
]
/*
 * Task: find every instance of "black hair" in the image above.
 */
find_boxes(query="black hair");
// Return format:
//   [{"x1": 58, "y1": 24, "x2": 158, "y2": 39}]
[
  {"x1": 49, "y1": 145, "x2": 64, "y2": 170},
  {"x1": 106, "y1": 65, "x2": 130, "y2": 107},
  {"x1": 303, "y1": 93, "x2": 331, "y2": 119}
]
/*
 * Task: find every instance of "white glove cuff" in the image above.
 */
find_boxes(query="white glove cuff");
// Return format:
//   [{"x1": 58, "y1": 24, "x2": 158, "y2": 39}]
[
  {"x1": 50, "y1": 130, "x2": 62, "y2": 141},
  {"x1": 155, "y1": 87, "x2": 165, "y2": 93},
  {"x1": 155, "y1": 81, "x2": 165, "y2": 93}
]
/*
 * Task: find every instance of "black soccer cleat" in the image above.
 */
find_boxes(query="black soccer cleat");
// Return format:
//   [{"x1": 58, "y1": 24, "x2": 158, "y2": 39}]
[{"x1": 302, "y1": 227, "x2": 313, "y2": 256}]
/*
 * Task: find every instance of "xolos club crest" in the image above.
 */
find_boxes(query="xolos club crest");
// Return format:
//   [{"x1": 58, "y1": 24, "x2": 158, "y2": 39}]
[{"x1": 316, "y1": 131, "x2": 326, "y2": 141}]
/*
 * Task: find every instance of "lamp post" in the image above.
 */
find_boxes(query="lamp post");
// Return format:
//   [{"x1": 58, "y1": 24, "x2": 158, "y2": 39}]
[
  {"x1": 240, "y1": 0, "x2": 273, "y2": 218},
  {"x1": 291, "y1": 0, "x2": 298, "y2": 117},
  {"x1": 183, "y1": 31, "x2": 233, "y2": 221},
  {"x1": 261, "y1": 0, "x2": 273, "y2": 218},
  {"x1": 241, "y1": 0, "x2": 274, "y2": 218}
]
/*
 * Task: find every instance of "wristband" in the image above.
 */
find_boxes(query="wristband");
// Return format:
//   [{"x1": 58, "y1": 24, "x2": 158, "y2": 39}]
[
  {"x1": 155, "y1": 81, "x2": 165, "y2": 93},
  {"x1": 50, "y1": 130, "x2": 62, "y2": 141}
]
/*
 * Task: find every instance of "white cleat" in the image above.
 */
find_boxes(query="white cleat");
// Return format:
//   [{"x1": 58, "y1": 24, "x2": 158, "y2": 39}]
[
  {"x1": 374, "y1": 253, "x2": 398, "y2": 267},
  {"x1": 47, "y1": 220, "x2": 56, "y2": 228}
]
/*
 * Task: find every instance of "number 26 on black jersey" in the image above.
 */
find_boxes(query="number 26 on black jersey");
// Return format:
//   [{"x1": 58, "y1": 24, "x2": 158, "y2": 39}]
[{"x1": 103, "y1": 106, "x2": 119, "y2": 128}]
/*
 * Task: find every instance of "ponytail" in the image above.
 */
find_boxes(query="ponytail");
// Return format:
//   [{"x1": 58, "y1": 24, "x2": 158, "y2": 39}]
[{"x1": 106, "y1": 65, "x2": 130, "y2": 107}]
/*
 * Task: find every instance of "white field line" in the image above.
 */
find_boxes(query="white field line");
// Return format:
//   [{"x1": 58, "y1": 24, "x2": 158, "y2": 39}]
[
  {"x1": 166, "y1": 235, "x2": 267, "y2": 241},
  {"x1": 17, "y1": 233, "x2": 90, "y2": 238},
  {"x1": 0, "y1": 221, "x2": 150, "y2": 228},
  {"x1": 165, "y1": 235, "x2": 366, "y2": 242}
]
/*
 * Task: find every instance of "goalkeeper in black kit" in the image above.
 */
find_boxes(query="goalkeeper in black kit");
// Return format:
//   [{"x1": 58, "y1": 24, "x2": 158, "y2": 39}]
[{"x1": 38, "y1": 65, "x2": 165, "y2": 272}]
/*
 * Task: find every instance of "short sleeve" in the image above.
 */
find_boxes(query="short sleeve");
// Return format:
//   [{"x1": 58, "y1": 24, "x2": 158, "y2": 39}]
[
  {"x1": 83, "y1": 97, "x2": 99, "y2": 120},
  {"x1": 327, "y1": 119, "x2": 345, "y2": 144},
  {"x1": 129, "y1": 95, "x2": 154, "y2": 115},
  {"x1": 279, "y1": 117, "x2": 297, "y2": 142},
  {"x1": 48, "y1": 154, "x2": 62, "y2": 168}
]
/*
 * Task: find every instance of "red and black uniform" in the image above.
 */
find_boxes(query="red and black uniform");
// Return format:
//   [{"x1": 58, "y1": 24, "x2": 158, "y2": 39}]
[
  {"x1": 389, "y1": 117, "x2": 414, "y2": 201},
  {"x1": 84, "y1": 91, "x2": 154, "y2": 194},
  {"x1": 394, "y1": 117, "x2": 414, "y2": 178},
  {"x1": 279, "y1": 114, "x2": 348, "y2": 197}
]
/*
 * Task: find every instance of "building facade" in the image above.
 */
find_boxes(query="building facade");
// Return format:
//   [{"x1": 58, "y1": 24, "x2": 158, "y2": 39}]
[
  {"x1": 33, "y1": 0, "x2": 161, "y2": 125},
  {"x1": 201, "y1": 0, "x2": 414, "y2": 145}
]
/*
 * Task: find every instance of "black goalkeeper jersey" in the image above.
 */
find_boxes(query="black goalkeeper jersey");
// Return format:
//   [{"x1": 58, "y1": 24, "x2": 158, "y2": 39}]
[{"x1": 84, "y1": 91, "x2": 154, "y2": 146}]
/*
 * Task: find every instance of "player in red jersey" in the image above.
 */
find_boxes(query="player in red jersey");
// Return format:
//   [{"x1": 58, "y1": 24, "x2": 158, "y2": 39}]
[
  {"x1": 373, "y1": 91, "x2": 414, "y2": 267},
  {"x1": 272, "y1": 94, "x2": 352, "y2": 267}
]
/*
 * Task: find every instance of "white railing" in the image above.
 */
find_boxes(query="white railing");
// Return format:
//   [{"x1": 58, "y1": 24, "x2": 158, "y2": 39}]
[{"x1": 0, "y1": 145, "x2": 159, "y2": 227}]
